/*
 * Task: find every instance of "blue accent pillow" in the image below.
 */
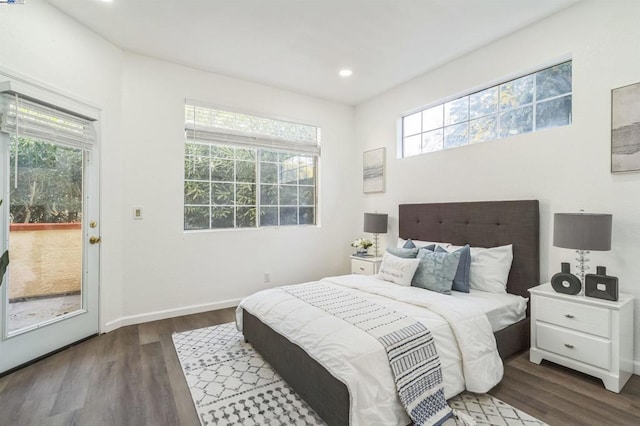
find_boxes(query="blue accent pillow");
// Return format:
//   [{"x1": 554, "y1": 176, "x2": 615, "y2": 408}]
[
  {"x1": 404, "y1": 240, "x2": 439, "y2": 251},
  {"x1": 402, "y1": 239, "x2": 417, "y2": 249},
  {"x1": 386, "y1": 247, "x2": 419, "y2": 258},
  {"x1": 412, "y1": 250, "x2": 461, "y2": 294},
  {"x1": 435, "y1": 245, "x2": 471, "y2": 293},
  {"x1": 417, "y1": 244, "x2": 436, "y2": 253}
]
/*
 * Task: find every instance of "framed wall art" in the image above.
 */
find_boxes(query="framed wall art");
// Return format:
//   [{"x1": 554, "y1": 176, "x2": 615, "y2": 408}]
[
  {"x1": 363, "y1": 147, "x2": 385, "y2": 193},
  {"x1": 612, "y1": 82, "x2": 640, "y2": 173}
]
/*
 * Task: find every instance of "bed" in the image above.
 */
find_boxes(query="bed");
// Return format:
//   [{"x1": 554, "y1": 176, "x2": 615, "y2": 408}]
[{"x1": 238, "y1": 200, "x2": 539, "y2": 425}]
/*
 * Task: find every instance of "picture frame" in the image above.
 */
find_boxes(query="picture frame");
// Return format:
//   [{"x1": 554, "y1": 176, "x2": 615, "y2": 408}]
[
  {"x1": 611, "y1": 81, "x2": 640, "y2": 173},
  {"x1": 363, "y1": 147, "x2": 386, "y2": 193}
]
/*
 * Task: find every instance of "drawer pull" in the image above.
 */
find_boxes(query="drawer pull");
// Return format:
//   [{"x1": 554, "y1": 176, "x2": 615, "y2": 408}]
[
  {"x1": 564, "y1": 343, "x2": 574, "y2": 349},
  {"x1": 565, "y1": 314, "x2": 575, "y2": 319},
  {"x1": 359, "y1": 267, "x2": 365, "y2": 271}
]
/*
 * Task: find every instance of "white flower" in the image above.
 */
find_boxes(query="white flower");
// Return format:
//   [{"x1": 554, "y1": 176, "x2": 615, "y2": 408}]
[{"x1": 350, "y1": 238, "x2": 373, "y2": 249}]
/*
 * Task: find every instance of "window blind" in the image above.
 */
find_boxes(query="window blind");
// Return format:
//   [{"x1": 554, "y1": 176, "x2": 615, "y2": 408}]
[
  {"x1": 185, "y1": 102, "x2": 320, "y2": 156},
  {"x1": 0, "y1": 94, "x2": 97, "y2": 150}
]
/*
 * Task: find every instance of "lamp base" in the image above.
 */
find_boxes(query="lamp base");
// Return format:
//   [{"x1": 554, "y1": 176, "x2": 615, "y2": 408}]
[
  {"x1": 373, "y1": 233, "x2": 379, "y2": 257},
  {"x1": 575, "y1": 249, "x2": 590, "y2": 296}
]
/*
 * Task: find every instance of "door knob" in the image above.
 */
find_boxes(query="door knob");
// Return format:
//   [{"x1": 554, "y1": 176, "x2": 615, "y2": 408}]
[{"x1": 89, "y1": 236, "x2": 102, "y2": 244}]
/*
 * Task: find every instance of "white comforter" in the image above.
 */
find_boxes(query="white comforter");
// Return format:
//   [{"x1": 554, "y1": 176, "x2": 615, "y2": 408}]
[{"x1": 236, "y1": 274, "x2": 509, "y2": 426}]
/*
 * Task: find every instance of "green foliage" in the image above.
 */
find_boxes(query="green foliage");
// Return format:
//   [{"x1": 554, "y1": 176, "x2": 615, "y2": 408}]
[
  {"x1": 184, "y1": 181, "x2": 209, "y2": 205},
  {"x1": 9, "y1": 137, "x2": 83, "y2": 224},
  {"x1": 403, "y1": 61, "x2": 572, "y2": 158},
  {"x1": 260, "y1": 184, "x2": 277, "y2": 205},
  {"x1": 183, "y1": 142, "x2": 316, "y2": 230},
  {"x1": 279, "y1": 185, "x2": 298, "y2": 205},
  {"x1": 211, "y1": 158, "x2": 234, "y2": 181},
  {"x1": 184, "y1": 206, "x2": 209, "y2": 230},
  {"x1": 260, "y1": 162, "x2": 278, "y2": 183},
  {"x1": 499, "y1": 75, "x2": 534, "y2": 111},
  {"x1": 536, "y1": 61, "x2": 572, "y2": 101}
]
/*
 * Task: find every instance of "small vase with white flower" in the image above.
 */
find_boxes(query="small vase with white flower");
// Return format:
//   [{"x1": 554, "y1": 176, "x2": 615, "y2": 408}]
[{"x1": 351, "y1": 238, "x2": 373, "y2": 256}]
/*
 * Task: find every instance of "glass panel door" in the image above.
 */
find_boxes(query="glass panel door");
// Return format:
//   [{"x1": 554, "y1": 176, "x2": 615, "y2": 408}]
[
  {"x1": 0, "y1": 130, "x2": 99, "y2": 374},
  {"x1": 6, "y1": 137, "x2": 84, "y2": 335}
]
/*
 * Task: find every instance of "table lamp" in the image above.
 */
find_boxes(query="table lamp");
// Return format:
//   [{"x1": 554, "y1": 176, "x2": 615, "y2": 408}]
[
  {"x1": 364, "y1": 213, "x2": 388, "y2": 257},
  {"x1": 553, "y1": 212, "x2": 612, "y2": 295}
]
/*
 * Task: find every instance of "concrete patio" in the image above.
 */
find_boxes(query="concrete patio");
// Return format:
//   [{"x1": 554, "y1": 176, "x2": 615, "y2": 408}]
[{"x1": 7, "y1": 294, "x2": 81, "y2": 333}]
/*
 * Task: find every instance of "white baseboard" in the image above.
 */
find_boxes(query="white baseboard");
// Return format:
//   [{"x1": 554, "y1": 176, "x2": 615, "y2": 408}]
[
  {"x1": 635, "y1": 359, "x2": 640, "y2": 376},
  {"x1": 101, "y1": 298, "x2": 241, "y2": 333}
]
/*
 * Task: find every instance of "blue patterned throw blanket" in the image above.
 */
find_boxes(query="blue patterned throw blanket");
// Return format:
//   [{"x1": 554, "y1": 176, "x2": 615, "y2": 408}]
[{"x1": 283, "y1": 282, "x2": 453, "y2": 426}]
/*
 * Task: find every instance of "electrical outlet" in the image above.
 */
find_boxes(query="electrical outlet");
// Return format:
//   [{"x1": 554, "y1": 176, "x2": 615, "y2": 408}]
[
  {"x1": 133, "y1": 207, "x2": 143, "y2": 220},
  {"x1": 264, "y1": 272, "x2": 271, "y2": 284}
]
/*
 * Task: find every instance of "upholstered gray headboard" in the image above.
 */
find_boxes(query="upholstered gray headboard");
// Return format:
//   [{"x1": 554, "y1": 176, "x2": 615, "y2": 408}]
[{"x1": 399, "y1": 200, "x2": 540, "y2": 299}]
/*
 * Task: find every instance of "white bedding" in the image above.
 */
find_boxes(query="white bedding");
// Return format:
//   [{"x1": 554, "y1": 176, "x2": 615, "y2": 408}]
[
  {"x1": 236, "y1": 274, "x2": 527, "y2": 426},
  {"x1": 445, "y1": 285, "x2": 527, "y2": 332}
]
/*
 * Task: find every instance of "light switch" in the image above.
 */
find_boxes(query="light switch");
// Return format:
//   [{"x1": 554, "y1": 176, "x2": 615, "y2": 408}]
[{"x1": 133, "y1": 207, "x2": 143, "y2": 220}]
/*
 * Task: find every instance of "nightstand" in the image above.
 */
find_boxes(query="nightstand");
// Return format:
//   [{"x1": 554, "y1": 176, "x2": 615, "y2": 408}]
[
  {"x1": 350, "y1": 255, "x2": 382, "y2": 275},
  {"x1": 529, "y1": 283, "x2": 634, "y2": 393}
]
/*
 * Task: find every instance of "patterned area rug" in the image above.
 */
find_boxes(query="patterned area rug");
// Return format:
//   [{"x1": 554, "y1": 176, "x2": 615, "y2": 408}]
[{"x1": 172, "y1": 322, "x2": 547, "y2": 426}]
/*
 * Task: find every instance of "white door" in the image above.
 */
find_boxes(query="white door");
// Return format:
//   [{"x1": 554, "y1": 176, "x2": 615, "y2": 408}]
[{"x1": 0, "y1": 93, "x2": 100, "y2": 374}]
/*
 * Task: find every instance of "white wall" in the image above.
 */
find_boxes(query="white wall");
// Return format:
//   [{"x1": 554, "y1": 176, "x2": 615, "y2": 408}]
[
  {"x1": 117, "y1": 54, "x2": 358, "y2": 324},
  {"x1": 0, "y1": 0, "x2": 126, "y2": 329},
  {"x1": 354, "y1": 0, "x2": 640, "y2": 364}
]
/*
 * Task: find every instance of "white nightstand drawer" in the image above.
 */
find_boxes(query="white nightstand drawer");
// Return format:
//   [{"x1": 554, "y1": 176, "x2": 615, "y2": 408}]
[
  {"x1": 351, "y1": 258, "x2": 376, "y2": 275},
  {"x1": 537, "y1": 296, "x2": 611, "y2": 338},
  {"x1": 537, "y1": 323, "x2": 611, "y2": 370}
]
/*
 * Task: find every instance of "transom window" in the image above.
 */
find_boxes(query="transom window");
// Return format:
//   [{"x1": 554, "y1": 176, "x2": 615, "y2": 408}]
[
  {"x1": 401, "y1": 61, "x2": 572, "y2": 157},
  {"x1": 184, "y1": 102, "x2": 320, "y2": 230}
]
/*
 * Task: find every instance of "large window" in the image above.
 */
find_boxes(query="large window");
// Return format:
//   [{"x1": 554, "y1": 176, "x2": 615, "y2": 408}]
[
  {"x1": 184, "y1": 103, "x2": 320, "y2": 230},
  {"x1": 401, "y1": 61, "x2": 572, "y2": 157}
]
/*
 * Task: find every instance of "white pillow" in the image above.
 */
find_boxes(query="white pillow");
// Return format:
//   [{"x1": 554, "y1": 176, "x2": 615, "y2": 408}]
[
  {"x1": 377, "y1": 253, "x2": 421, "y2": 286},
  {"x1": 464, "y1": 244, "x2": 513, "y2": 293},
  {"x1": 397, "y1": 238, "x2": 451, "y2": 249}
]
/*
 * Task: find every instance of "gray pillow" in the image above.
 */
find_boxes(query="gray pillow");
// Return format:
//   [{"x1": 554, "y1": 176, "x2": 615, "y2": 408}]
[
  {"x1": 402, "y1": 239, "x2": 417, "y2": 249},
  {"x1": 435, "y1": 245, "x2": 471, "y2": 293},
  {"x1": 386, "y1": 247, "x2": 419, "y2": 258},
  {"x1": 418, "y1": 244, "x2": 436, "y2": 252},
  {"x1": 412, "y1": 250, "x2": 461, "y2": 294}
]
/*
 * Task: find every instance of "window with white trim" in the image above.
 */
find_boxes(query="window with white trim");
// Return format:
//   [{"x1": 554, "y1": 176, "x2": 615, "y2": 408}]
[
  {"x1": 184, "y1": 102, "x2": 320, "y2": 230},
  {"x1": 401, "y1": 61, "x2": 572, "y2": 157}
]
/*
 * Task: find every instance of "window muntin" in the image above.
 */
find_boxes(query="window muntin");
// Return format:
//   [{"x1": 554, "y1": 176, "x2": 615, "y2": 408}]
[
  {"x1": 401, "y1": 61, "x2": 572, "y2": 157},
  {"x1": 184, "y1": 104, "x2": 319, "y2": 231}
]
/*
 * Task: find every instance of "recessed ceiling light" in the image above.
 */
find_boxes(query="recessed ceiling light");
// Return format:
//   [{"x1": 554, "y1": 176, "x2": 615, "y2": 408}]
[{"x1": 339, "y1": 69, "x2": 353, "y2": 77}]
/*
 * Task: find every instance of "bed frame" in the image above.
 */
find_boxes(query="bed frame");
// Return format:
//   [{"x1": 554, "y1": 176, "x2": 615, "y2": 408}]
[{"x1": 243, "y1": 200, "x2": 539, "y2": 426}]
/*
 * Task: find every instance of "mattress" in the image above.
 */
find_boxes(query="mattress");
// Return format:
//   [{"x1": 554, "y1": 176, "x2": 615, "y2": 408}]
[{"x1": 236, "y1": 274, "x2": 527, "y2": 426}]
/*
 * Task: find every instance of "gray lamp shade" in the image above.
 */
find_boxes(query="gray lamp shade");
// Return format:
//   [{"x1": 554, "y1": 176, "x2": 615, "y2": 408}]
[
  {"x1": 363, "y1": 213, "x2": 388, "y2": 234},
  {"x1": 553, "y1": 213, "x2": 612, "y2": 251}
]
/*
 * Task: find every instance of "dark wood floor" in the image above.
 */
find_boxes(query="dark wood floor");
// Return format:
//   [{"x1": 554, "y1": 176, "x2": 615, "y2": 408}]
[
  {"x1": 0, "y1": 308, "x2": 236, "y2": 426},
  {"x1": 491, "y1": 352, "x2": 640, "y2": 426},
  {"x1": 1, "y1": 308, "x2": 639, "y2": 425}
]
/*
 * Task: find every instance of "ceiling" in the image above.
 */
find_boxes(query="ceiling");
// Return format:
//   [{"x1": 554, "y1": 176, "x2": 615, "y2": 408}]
[{"x1": 48, "y1": 0, "x2": 579, "y2": 105}]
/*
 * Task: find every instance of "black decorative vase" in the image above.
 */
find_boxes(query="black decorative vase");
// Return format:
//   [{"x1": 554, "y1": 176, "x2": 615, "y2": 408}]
[
  {"x1": 551, "y1": 262, "x2": 581, "y2": 295},
  {"x1": 585, "y1": 266, "x2": 619, "y2": 301}
]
